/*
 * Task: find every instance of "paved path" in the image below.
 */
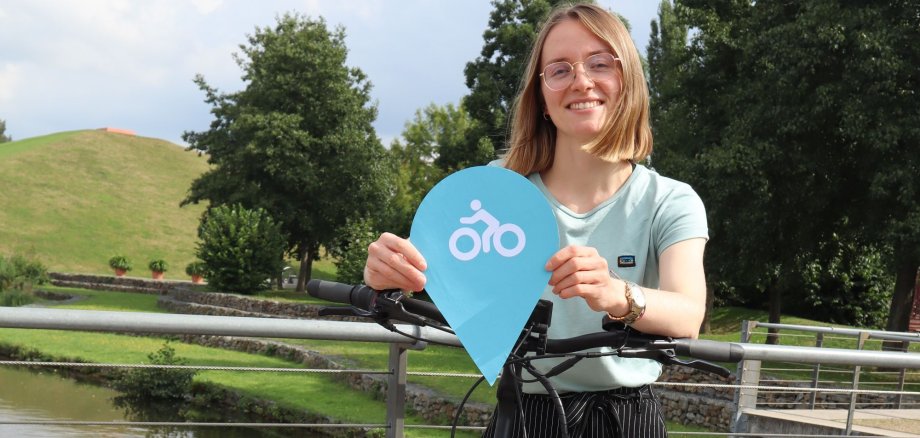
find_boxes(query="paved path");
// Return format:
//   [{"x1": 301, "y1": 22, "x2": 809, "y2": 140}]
[{"x1": 746, "y1": 408, "x2": 920, "y2": 436}]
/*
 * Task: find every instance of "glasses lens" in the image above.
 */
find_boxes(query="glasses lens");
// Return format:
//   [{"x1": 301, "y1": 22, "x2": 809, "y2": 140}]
[
  {"x1": 585, "y1": 53, "x2": 617, "y2": 80},
  {"x1": 543, "y1": 62, "x2": 573, "y2": 90}
]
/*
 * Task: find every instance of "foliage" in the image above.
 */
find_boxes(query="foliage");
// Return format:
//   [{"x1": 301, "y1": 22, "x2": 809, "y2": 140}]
[
  {"x1": 113, "y1": 343, "x2": 196, "y2": 405},
  {"x1": 185, "y1": 261, "x2": 207, "y2": 277},
  {"x1": 793, "y1": 239, "x2": 893, "y2": 328},
  {"x1": 108, "y1": 255, "x2": 133, "y2": 272},
  {"x1": 327, "y1": 217, "x2": 378, "y2": 285},
  {"x1": 0, "y1": 119, "x2": 10, "y2": 143},
  {"x1": 195, "y1": 204, "x2": 285, "y2": 294},
  {"x1": 384, "y1": 102, "x2": 483, "y2": 236},
  {"x1": 148, "y1": 259, "x2": 169, "y2": 273},
  {"x1": 182, "y1": 13, "x2": 390, "y2": 292},
  {"x1": 0, "y1": 253, "x2": 49, "y2": 293},
  {"x1": 463, "y1": 0, "x2": 570, "y2": 154},
  {"x1": 650, "y1": 0, "x2": 919, "y2": 328},
  {"x1": 0, "y1": 291, "x2": 34, "y2": 307}
]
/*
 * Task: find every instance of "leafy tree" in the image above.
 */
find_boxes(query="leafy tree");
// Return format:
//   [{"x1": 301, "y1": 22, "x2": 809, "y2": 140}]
[
  {"x1": 463, "y1": 0, "x2": 571, "y2": 155},
  {"x1": 195, "y1": 204, "x2": 285, "y2": 294},
  {"x1": 182, "y1": 13, "x2": 390, "y2": 291},
  {"x1": 0, "y1": 119, "x2": 10, "y2": 143},
  {"x1": 327, "y1": 217, "x2": 378, "y2": 285},
  {"x1": 652, "y1": 0, "x2": 919, "y2": 333},
  {"x1": 384, "y1": 102, "x2": 486, "y2": 236}
]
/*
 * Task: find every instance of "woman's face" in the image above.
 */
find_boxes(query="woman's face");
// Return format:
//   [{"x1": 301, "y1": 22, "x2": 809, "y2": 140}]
[{"x1": 540, "y1": 19, "x2": 622, "y2": 145}]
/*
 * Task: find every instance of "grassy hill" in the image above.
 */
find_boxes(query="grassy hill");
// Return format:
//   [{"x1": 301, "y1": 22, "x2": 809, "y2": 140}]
[{"x1": 0, "y1": 130, "x2": 209, "y2": 278}]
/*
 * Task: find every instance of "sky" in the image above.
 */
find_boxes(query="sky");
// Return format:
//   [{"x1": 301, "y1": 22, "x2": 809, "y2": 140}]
[{"x1": 0, "y1": 1, "x2": 660, "y2": 147}]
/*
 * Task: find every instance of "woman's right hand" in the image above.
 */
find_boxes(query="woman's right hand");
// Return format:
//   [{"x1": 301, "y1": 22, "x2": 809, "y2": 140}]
[{"x1": 364, "y1": 232, "x2": 428, "y2": 292}]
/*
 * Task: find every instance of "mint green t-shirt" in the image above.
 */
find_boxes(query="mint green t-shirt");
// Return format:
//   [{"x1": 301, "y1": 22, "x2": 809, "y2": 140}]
[{"x1": 516, "y1": 163, "x2": 709, "y2": 393}]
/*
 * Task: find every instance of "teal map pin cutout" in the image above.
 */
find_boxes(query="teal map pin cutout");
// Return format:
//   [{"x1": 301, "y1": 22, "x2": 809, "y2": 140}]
[{"x1": 410, "y1": 166, "x2": 559, "y2": 385}]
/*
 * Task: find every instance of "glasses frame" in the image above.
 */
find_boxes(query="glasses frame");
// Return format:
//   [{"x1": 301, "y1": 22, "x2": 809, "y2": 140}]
[{"x1": 539, "y1": 53, "x2": 621, "y2": 92}]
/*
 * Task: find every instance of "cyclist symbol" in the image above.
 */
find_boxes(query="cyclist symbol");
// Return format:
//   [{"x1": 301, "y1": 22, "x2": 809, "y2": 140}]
[{"x1": 448, "y1": 199, "x2": 526, "y2": 261}]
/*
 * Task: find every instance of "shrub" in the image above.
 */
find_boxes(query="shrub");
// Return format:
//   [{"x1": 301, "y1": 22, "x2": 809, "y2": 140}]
[
  {"x1": 114, "y1": 343, "x2": 196, "y2": 405},
  {"x1": 196, "y1": 204, "x2": 285, "y2": 294},
  {"x1": 0, "y1": 254, "x2": 49, "y2": 293},
  {"x1": 0, "y1": 291, "x2": 34, "y2": 307},
  {"x1": 108, "y1": 255, "x2": 133, "y2": 272},
  {"x1": 185, "y1": 261, "x2": 207, "y2": 277},
  {"x1": 327, "y1": 217, "x2": 378, "y2": 285},
  {"x1": 148, "y1": 259, "x2": 169, "y2": 273}
]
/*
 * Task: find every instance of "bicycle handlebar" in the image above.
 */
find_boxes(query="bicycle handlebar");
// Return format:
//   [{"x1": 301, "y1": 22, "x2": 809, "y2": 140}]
[{"x1": 306, "y1": 279, "x2": 733, "y2": 377}]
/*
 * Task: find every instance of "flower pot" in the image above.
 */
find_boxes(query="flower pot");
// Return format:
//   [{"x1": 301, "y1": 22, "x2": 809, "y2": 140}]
[
  {"x1": 191, "y1": 275, "x2": 204, "y2": 284},
  {"x1": 115, "y1": 268, "x2": 127, "y2": 277},
  {"x1": 152, "y1": 271, "x2": 165, "y2": 280}
]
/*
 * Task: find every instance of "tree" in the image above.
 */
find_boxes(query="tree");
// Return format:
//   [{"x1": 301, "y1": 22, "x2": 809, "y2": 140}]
[
  {"x1": 463, "y1": 0, "x2": 571, "y2": 155},
  {"x1": 0, "y1": 119, "x2": 11, "y2": 143},
  {"x1": 652, "y1": 0, "x2": 919, "y2": 334},
  {"x1": 182, "y1": 13, "x2": 390, "y2": 292}
]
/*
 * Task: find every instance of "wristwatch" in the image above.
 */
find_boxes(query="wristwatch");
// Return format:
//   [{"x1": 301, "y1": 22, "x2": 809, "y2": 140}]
[{"x1": 607, "y1": 270, "x2": 647, "y2": 325}]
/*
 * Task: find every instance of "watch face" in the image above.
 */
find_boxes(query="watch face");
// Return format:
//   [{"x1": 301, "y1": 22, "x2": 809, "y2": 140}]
[{"x1": 631, "y1": 284, "x2": 646, "y2": 307}]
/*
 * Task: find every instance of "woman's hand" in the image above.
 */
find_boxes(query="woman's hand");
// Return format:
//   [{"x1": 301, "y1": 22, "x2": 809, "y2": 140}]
[
  {"x1": 364, "y1": 232, "x2": 428, "y2": 292},
  {"x1": 545, "y1": 245, "x2": 628, "y2": 316}
]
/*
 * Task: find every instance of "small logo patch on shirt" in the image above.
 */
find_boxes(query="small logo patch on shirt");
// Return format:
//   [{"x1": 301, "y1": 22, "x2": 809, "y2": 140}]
[{"x1": 617, "y1": 255, "x2": 636, "y2": 268}]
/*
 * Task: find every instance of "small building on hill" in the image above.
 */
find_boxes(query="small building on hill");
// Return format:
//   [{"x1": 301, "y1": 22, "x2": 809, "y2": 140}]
[{"x1": 98, "y1": 127, "x2": 136, "y2": 136}]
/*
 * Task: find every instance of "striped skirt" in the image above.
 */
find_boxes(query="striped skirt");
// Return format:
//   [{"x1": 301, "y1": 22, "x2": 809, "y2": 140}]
[{"x1": 481, "y1": 385, "x2": 667, "y2": 438}]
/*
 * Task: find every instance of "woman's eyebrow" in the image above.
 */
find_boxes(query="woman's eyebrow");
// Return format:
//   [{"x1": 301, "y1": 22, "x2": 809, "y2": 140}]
[{"x1": 543, "y1": 50, "x2": 615, "y2": 65}]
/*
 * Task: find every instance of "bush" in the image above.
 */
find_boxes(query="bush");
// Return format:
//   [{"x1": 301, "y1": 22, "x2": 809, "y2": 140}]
[
  {"x1": 0, "y1": 291, "x2": 34, "y2": 307},
  {"x1": 114, "y1": 343, "x2": 196, "y2": 405},
  {"x1": 196, "y1": 204, "x2": 285, "y2": 294},
  {"x1": 0, "y1": 254, "x2": 49, "y2": 293},
  {"x1": 185, "y1": 261, "x2": 207, "y2": 277},
  {"x1": 148, "y1": 259, "x2": 169, "y2": 273},
  {"x1": 327, "y1": 217, "x2": 378, "y2": 285},
  {"x1": 108, "y1": 255, "x2": 133, "y2": 272}
]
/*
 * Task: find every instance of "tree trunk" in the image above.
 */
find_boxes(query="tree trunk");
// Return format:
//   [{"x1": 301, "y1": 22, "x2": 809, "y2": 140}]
[
  {"x1": 766, "y1": 280, "x2": 781, "y2": 345},
  {"x1": 699, "y1": 284, "x2": 713, "y2": 334},
  {"x1": 884, "y1": 255, "x2": 919, "y2": 333},
  {"x1": 296, "y1": 245, "x2": 314, "y2": 294}
]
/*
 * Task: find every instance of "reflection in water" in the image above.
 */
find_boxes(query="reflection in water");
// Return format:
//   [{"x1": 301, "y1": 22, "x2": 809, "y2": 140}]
[{"x1": 0, "y1": 366, "x2": 306, "y2": 437}]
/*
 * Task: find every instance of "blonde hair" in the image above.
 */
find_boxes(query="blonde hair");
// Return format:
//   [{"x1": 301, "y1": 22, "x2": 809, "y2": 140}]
[{"x1": 503, "y1": 3, "x2": 652, "y2": 176}]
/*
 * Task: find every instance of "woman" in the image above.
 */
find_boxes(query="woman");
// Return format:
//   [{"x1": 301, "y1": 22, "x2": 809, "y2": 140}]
[{"x1": 364, "y1": 4, "x2": 708, "y2": 437}]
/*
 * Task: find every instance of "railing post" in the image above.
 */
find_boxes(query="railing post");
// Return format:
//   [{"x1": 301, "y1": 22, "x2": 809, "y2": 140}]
[
  {"x1": 732, "y1": 320, "x2": 760, "y2": 435},
  {"x1": 810, "y1": 332, "x2": 824, "y2": 409},
  {"x1": 897, "y1": 341, "x2": 909, "y2": 409},
  {"x1": 845, "y1": 331, "x2": 869, "y2": 435},
  {"x1": 386, "y1": 343, "x2": 408, "y2": 438}
]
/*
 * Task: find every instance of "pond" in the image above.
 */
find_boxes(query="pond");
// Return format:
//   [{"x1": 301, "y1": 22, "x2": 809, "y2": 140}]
[{"x1": 0, "y1": 366, "x2": 298, "y2": 437}]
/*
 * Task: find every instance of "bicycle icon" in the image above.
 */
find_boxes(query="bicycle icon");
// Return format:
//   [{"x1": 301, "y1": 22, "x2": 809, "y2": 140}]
[{"x1": 448, "y1": 199, "x2": 526, "y2": 261}]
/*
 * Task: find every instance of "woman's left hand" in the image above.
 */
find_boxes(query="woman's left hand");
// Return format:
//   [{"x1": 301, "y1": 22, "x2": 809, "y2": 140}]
[{"x1": 545, "y1": 245, "x2": 626, "y2": 315}]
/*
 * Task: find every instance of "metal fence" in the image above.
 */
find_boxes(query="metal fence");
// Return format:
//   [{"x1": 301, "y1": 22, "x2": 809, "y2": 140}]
[{"x1": 1, "y1": 307, "x2": 920, "y2": 437}]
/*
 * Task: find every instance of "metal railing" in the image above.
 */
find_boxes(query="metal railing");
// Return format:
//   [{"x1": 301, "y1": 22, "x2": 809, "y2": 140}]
[
  {"x1": 733, "y1": 320, "x2": 920, "y2": 436},
  {"x1": 2, "y1": 307, "x2": 920, "y2": 437}
]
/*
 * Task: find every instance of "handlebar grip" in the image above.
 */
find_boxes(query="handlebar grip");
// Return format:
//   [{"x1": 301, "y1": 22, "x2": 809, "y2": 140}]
[
  {"x1": 674, "y1": 339, "x2": 744, "y2": 363},
  {"x1": 306, "y1": 279, "x2": 377, "y2": 311}
]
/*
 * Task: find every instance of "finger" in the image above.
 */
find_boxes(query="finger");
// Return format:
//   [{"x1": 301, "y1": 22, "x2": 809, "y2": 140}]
[
  {"x1": 381, "y1": 233, "x2": 428, "y2": 271},
  {"x1": 544, "y1": 245, "x2": 598, "y2": 271},
  {"x1": 365, "y1": 255, "x2": 426, "y2": 291},
  {"x1": 547, "y1": 253, "x2": 606, "y2": 286},
  {"x1": 551, "y1": 269, "x2": 606, "y2": 294}
]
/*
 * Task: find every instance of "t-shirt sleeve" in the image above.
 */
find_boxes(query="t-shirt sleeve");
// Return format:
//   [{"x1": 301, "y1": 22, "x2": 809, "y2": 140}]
[{"x1": 653, "y1": 183, "x2": 709, "y2": 257}]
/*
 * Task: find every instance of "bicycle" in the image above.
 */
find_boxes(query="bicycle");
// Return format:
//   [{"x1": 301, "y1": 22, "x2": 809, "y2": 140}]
[{"x1": 306, "y1": 279, "x2": 737, "y2": 438}]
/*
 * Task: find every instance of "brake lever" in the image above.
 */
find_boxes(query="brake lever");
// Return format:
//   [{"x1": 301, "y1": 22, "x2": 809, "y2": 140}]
[
  {"x1": 617, "y1": 346, "x2": 732, "y2": 378},
  {"x1": 318, "y1": 306, "x2": 373, "y2": 318}
]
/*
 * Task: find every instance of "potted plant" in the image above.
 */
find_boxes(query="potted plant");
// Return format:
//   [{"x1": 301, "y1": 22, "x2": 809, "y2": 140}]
[
  {"x1": 108, "y1": 255, "x2": 132, "y2": 277},
  {"x1": 185, "y1": 261, "x2": 207, "y2": 284},
  {"x1": 148, "y1": 259, "x2": 169, "y2": 280}
]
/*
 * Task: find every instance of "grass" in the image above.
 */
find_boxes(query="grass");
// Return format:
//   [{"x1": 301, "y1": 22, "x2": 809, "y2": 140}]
[
  {"x1": 12, "y1": 286, "x2": 479, "y2": 437},
  {"x1": 0, "y1": 130, "x2": 209, "y2": 279}
]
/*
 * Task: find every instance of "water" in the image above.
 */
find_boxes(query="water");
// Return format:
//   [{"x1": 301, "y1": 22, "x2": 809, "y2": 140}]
[{"x1": 0, "y1": 366, "x2": 302, "y2": 437}]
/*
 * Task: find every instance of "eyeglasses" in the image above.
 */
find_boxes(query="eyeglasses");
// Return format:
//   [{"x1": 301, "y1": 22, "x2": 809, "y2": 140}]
[{"x1": 539, "y1": 53, "x2": 620, "y2": 91}]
